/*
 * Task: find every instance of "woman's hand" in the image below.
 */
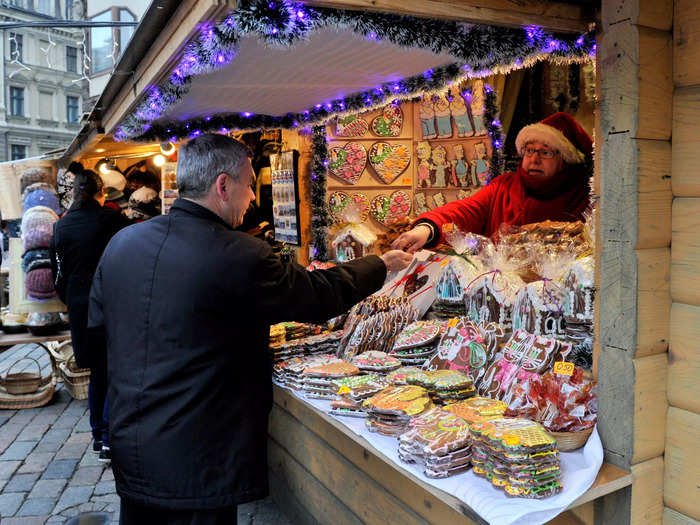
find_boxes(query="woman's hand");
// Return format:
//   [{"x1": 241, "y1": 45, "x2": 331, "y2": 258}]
[
  {"x1": 391, "y1": 225, "x2": 431, "y2": 254},
  {"x1": 380, "y1": 250, "x2": 414, "y2": 272}
]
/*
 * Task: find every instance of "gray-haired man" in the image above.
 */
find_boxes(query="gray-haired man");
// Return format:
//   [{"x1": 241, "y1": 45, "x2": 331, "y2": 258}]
[{"x1": 88, "y1": 133, "x2": 412, "y2": 524}]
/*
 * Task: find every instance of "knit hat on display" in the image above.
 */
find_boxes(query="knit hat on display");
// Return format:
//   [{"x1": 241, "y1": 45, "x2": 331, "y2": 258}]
[
  {"x1": 22, "y1": 223, "x2": 53, "y2": 252},
  {"x1": 22, "y1": 248, "x2": 52, "y2": 273},
  {"x1": 23, "y1": 189, "x2": 61, "y2": 215},
  {"x1": 25, "y1": 268, "x2": 56, "y2": 299},
  {"x1": 515, "y1": 112, "x2": 593, "y2": 164},
  {"x1": 20, "y1": 168, "x2": 55, "y2": 193},
  {"x1": 22, "y1": 182, "x2": 57, "y2": 201},
  {"x1": 100, "y1": 168, "x2": 127, "y2": 192},
  {"x1": 22, "y1": 206, "x2": 59, "y2": 233}
]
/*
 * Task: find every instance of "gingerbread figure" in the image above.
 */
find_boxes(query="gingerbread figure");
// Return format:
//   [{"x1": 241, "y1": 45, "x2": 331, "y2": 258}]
[
  {"x1": 419, "y1": 97, "x2": 437, "y2": 139},
  {"x1": 472, "y1": 141, "x2": 490, "y2": 186},
  {"x1": 470, "y1": 79, "x2": 487, "y2": 136},
  {"x1": 450, "y1": 89, "x2": 474, "y2": 138},
  {"x1": 451, "y1": 144, "x2": 472, "y2": 187},
  {"x1": 431, "y1": 145, "x2": 450, "y2": 187},
  {"x1": 433, "y1": 94, "x2": 453, "y2": 139},
  {"x1": 416, "y1": 141, "x2": 433, "y2": 188}
]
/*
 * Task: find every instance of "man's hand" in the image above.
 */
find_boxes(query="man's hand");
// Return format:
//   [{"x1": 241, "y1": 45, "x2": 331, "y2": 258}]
[
  {"x1": 391, "y1": 225, "x2": 431, "y2": 254},
  {"x1": 380, "y1": 250, "x2": 414, "y2": 272}
]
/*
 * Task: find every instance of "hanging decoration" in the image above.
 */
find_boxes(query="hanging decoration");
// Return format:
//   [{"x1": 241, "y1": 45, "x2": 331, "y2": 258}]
[
  {"x1": 72, "y1": 30, "x2": 92, "y2": 88},
  {"x1": 310, "y1": 126, "x2": 330, "y2": 262},
  {"x1": 115, "y1": 0, "x2": 596, "y2": 142},
  {"x1": 39, "y1": 29, "x2": 57, "y2": 69},
  {"x1": 568, "y1": 63, "x2": 581, "y2": 113},
  {"x1": 483, "y1": 86, "x2": 504, "y2": 184},
  {"x1": 8, "y1": 33, "x2": 31, "y2": 79}
]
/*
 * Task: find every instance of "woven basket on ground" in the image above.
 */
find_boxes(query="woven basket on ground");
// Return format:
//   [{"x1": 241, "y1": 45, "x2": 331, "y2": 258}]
[
  {"x1": 547, "y1": 427, "x2": 594, "y2": 452},
  {"x1": 46, "y1": 340, "x2": 74, "y2": 383},
  {"x1": 59, "y1": 357, "x2": 89, "y2": 400},
  {"x1": 1, "y1": 357, "x2": 43, "y2": 394},
  {"x1": 0, "y1": 349, "x2": 57, "y2": 409}
]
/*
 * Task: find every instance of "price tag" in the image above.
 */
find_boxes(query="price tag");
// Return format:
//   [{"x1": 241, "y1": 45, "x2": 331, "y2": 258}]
[
  {"x1": 447, "y1": 318, "x2": 459, "y2": 328},
  {"x1": 337, "y1": 385, "x2": 351, "y2": 395},
  {"x1": 553, "y1": 361, "x2": 574, "y2": 376}
]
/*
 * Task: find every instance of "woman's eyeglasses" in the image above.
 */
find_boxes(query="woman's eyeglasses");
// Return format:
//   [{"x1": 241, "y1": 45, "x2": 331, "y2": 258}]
[{"x1": 522, "y1": 147, "x2": 558, "y2": 159}]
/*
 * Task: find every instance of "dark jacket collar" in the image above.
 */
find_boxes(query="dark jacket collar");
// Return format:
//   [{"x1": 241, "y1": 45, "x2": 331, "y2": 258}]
[
  {"x1": 169, "y1": 198, "x2": 233, "y2": 230},
  {"x1": 69, "y1": 198, "x2": 102, "y2": 212}
]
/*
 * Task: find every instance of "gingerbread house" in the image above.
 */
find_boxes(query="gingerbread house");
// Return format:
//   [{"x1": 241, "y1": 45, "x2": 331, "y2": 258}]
[
  {"x1": 511, "y1": 280, "x2": 567, "y2": 338},
  {"x1": 331, "y1": 224, "x2": 377, "y2": 263},
  {"x1": 562, "y1": 256, "x2": 595, "y2": 323},
  {"x1": 432, "y1": 256, "x2": 483, "y2": 318},
  {"x1": 464, "y1": 270, "x2": 523, "y2": 330}
]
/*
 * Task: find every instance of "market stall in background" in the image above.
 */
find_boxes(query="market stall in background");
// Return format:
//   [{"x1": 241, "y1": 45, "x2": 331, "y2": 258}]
[{"x1": 0, "y1": 0, "x2": 696, "y2": 524}]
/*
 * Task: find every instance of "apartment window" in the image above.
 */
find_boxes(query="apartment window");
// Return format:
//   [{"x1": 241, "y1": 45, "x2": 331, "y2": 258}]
[
  {"x1": 66, "y1": 46, "x2": 78, "y2": 73},
  {"x1": 119, "y1": 10, "x2": 135, "y2": 51},
  {"x1": 67, "y1": 96, "x2": 80, "y2": 123},
  {"x1": 9, "y1": 0, "x2": 23, "y2": 7},
  {"x1": 10, "y1": 87, "x2": 24, "y2": 116},
  {"x1": 9, "y1": 33, "x2": 23, "y2": 62},
  {"x1": 65, "y1": 1, "x2": 73, "y2": 19},
  {"x1": 36, "y1": 0, "x2": 52, "y2": 16},
  {"x1": 40, "y1": 92, "x2": 53, "y2": 120},
  {"x1": 11, "y1": 145, "x2": 27, "y2": 161},
  {"x1": 90, "y1": 11, "x2": 113, "y2": 73}
]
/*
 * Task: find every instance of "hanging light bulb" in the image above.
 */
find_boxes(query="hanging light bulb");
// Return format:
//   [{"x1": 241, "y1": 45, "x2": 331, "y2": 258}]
[
  {"x1": 160, "y1": 142, "x2": 176, "y2": 156},
  {"x1": 153, "y1": 154, "x2": 166, "y2": 167}
]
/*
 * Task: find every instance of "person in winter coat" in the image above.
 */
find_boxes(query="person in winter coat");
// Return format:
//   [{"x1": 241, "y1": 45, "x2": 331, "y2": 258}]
[
  {"x1": 392, "y1": 112, "x2": 593, "y2": 252},
  {"x1": 49, "y1": 163, "x2": 129, "y2": 463},
  {"x1": 88, "y1": 133, "x2": 413, "y2": 525}
]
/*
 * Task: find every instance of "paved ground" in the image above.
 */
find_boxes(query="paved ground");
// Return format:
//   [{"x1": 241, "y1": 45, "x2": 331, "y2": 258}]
[{"x1": 0, "y1": 342, "x2": 293, "y2": 524}]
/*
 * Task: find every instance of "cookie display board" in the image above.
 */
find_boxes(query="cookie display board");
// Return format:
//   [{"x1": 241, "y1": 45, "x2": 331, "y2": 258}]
[
  {"x1": 270, "y1": 150, "x2": 302, "y2": 245},
  {"x1": 325, "y1": 84, "x2": 495, "y2": 256},
  {"x1": 160, "y1": 161, "x2": 178, "y2": 215}
]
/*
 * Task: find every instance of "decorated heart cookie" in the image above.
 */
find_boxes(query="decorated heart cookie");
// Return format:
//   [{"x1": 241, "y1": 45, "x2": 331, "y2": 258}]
[
  {"x1": 370, "y1": 191, "x2": 412, "y2": 226},
  {"x1": 336, "y1": 114, "x2": 369, "y2": 137},
  {"x1": 393, "y1": 321, "x2": 441, "y2": 351},
  {"x1": 329, "y1": 142, "x2": 367, "y2": 185},
  {"x1": 368, "y1": 142, "x2": 410, "y2": 184},
  {"x1": 371, "y1": 104, "x2": 403, "y2": 137},
  {"x1": 328, "y1": 191, "x2": 369, "y2": 223}
]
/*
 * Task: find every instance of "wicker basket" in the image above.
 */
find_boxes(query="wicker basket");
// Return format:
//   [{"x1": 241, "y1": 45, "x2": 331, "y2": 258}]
[
  {"x1": 1, "y1": 357, "x2": 42, "y2": 394},
  {"x1": 547, "y1": 427, "x2": 594, "y2": 452},
  {"x1": 46, "y1": 340, "x2": 74, "y2": 368},
  {"x1": 0, "y1": 351, "x2": 57, "y2": 410},
  {"x1": 59, "y1": 358, "x2": 90, "y2": 400}
]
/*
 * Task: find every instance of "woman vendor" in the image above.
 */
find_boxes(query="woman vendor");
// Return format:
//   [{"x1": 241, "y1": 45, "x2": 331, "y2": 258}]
[{"x1": 392, "y1": 112, "x2": 593, "y2": 252}]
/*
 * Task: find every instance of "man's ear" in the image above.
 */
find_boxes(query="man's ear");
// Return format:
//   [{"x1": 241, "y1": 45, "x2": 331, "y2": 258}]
[{"x1": 214, "y1": 173, "x2": 229, "y2": 201}]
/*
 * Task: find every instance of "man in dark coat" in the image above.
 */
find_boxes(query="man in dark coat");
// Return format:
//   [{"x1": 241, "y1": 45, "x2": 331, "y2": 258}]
[
  {"x1": 50, "y1": 165, "x2": 129, "y2": 462},
  {"x1": 88, "y1": 133, "x2": 412, "y2": 524}
]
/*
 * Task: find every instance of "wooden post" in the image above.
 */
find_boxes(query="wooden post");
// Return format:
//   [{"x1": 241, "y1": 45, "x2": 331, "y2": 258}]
[
  {"x1": 666, "y1": 1, "x2": 700, "y2": 520},
  {"x1": 597, "y1": 0, "x2": 672, "y2": 523}
]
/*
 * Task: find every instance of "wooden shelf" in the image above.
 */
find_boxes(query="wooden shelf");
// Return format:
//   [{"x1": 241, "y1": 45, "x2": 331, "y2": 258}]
[
  {"x1": 270, "y1": 385, "x2": 633, "y2": 525},
  {"x1": 0, "y1": 330, "x2": 71, "y2": 349}
]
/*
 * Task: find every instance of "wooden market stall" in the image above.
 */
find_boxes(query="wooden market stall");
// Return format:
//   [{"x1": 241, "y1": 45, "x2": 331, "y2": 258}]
[{"x1": 37, "y1": 0, "x2": 699, "y2": 524}]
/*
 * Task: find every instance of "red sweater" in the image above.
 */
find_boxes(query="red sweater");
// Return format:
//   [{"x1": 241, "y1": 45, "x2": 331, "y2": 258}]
[{"x1": 417, "y1": 165, "x2": 591, "y2": 242}]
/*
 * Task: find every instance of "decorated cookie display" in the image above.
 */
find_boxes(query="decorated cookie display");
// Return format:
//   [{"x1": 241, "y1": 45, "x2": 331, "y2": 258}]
[
  {"x1": 371, "y1": 104, "x2": 403, "y2": 137},
  {"x1": 335, "y1": 114, "x2": 369, "y2": 137},
  {"x1": 364, "y1": 384, "x2": 433, "y2": 436},
  {"x1": 331, "y1": 223, "x2": 377, "y2": 263},
  {"x1": 370, "y1": 191, "x2": 412, "y2": 226},
  {"x1": 329, "y1": 142, "x2": 367, "y2": 185},
  {"x1": 398, "y1": 407, "x2": 472, "y2": 478},
  {"x1": 469, "y1": 417, "x2": 561, "y2": 499},
  {"x1": 303, "y1": 360, "x2": 359, "y2": 378},
  {"x1": 351, "y1": 351, "x2": 402, "y2": 372},
  {"x1": 332, "y1": 373, "x2": 389, "y2": 400},
  {"x1": 392, "y1": 320, "x2": 442, "y2": 351},
  {"x1": 385, "y1": 366, "x2": 423, "y2": 385},
  {"x1": 445, "y1": 397, "x2": 508, "y2": 424},
  {"x1": 368, "y1": 143, "x2": 410, "y2": 184},
  {"x1": 407, "y1": 369, "x2": 476, "y2": 405},
  {"x1": 328, "y1": 192, "x2": 369, "y2": 224}
]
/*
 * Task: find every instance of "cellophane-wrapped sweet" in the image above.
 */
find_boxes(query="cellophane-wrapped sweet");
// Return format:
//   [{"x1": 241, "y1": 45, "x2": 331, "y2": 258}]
[{"x1": 505, "y1": 367, "x2": 597, "y2": 432}]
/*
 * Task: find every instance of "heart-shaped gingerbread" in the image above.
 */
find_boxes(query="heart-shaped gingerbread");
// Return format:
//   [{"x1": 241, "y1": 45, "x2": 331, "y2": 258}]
[
  {"x1": 370, "y1": 190, "x2": 412, "y2": 226},
  {"x1": 371, "y1": 104, "x2": 403, "y2": 137},
  {"x1": 368, "y1": 142, "x2": 410, "y2": 184},
  {"x1": 336, "y1": 114, "x2": 369, "y2": 137},
  {"x1": 329, "y1": 142, "x2": 367, "y2": 185},
  {"x1": 328, "y1": 191, "x2": 369, "y2": 223}
]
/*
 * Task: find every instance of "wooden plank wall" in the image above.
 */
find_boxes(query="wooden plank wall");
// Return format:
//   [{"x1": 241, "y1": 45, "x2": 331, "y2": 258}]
[
  {"x1": 597, "y1": 0, "x2": 672, "y2": 523},
  {"x1": 666, "y1": 1, "x2": 700, "y2": 522}
]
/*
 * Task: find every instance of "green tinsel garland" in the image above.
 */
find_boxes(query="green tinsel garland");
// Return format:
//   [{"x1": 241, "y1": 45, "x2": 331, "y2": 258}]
[
  {"x1": 483, "y1": 88, "x2": 504, "y2": 183},
  {"x1": 116, "y1": 0, "x2": 595, "y2": 142},
  {"x1": 310, "y1": 126, "x2": 330, "y2": 261}
]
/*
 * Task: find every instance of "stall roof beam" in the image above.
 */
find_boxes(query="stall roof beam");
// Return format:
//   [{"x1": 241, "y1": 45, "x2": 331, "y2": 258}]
[{"x1": 304, "y1": 0, "x2": 594, "y2": 33}]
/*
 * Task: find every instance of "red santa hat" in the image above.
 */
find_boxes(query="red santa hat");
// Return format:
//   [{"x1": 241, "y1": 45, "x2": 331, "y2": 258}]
[{"x1": 515, "y1": 112, "x2": 593, "y2": 164}]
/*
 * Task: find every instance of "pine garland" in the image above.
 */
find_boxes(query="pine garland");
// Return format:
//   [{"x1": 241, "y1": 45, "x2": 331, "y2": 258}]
[
  {"x1": 115, "y1": 0, "x2": 595, "y2": 142},
  {"x1": 310, "y1": 126, "x2": 329, "y2": 261},
  {"x1": 568, "y1": 63, "x2": 581, "y2": 113},
  {"x1": 483, "y1": 86, "x2": 504, "y2": 183}
]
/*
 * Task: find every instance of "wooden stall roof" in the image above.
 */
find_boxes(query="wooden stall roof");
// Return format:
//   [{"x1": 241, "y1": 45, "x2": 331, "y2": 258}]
[
  {"x1": 64, "y1": 0, "x2": 594, "y2": 162},
  {"x1": 272, "y1": 385, "x2": 633, "y2": 524}
]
